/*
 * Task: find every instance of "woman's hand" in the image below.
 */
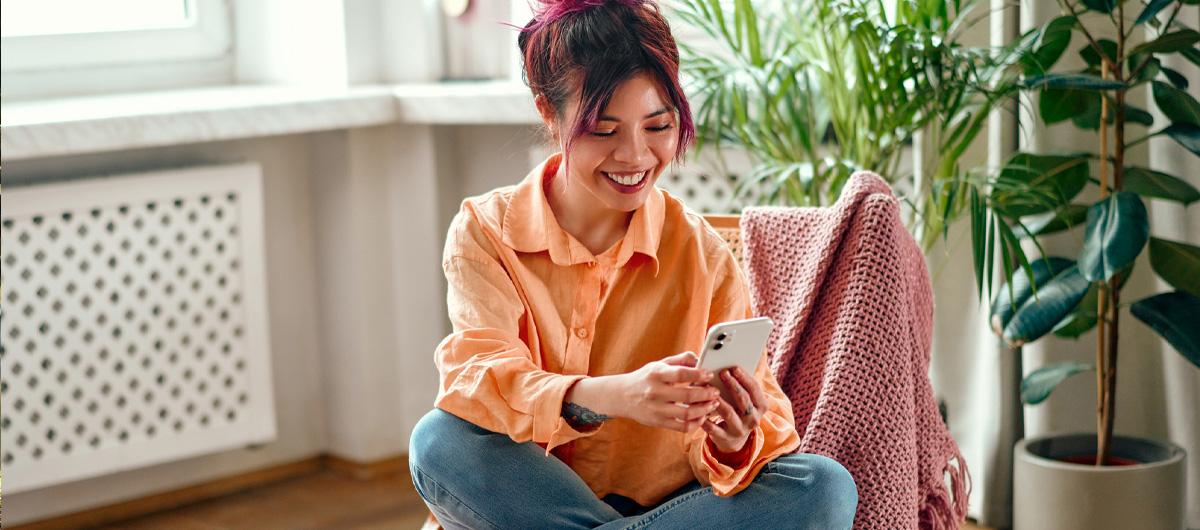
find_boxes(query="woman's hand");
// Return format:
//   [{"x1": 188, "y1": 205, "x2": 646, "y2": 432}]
[
  {"x1": 702, "y1": 366, "x2": 767, "y2": 454},
  {"x1": 610, "y1": 351, "x2": 723, "y2": 433}
]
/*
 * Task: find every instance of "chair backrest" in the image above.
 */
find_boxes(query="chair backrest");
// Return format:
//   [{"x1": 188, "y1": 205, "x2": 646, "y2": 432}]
[{"x1": 703, "y1": 214, "x2": 744, "y2": 266}]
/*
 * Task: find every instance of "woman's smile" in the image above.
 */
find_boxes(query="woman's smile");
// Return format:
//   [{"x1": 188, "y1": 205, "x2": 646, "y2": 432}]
[{"x1": 602, "y1": 169, "x2": 651, "y2": 193}]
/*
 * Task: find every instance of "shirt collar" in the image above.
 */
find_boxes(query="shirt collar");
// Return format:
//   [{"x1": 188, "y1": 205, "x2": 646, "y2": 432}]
[{"x1": 501, "y1": 152, "x2": 663, "y2": 276}]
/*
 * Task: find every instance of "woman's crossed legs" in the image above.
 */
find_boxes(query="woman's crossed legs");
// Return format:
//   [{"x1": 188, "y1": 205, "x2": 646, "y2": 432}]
[{"x1": 408, "y1": 408, "x2": 857, "y2": 530}]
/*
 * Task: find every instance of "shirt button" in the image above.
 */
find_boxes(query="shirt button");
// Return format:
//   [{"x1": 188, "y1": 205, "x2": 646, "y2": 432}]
[
  {"x1": 587, "y1": 262, "x2": 596, "y2": 268},
  {"x1": 575, "y1": 327, "x2": 589, "y2": 338}
]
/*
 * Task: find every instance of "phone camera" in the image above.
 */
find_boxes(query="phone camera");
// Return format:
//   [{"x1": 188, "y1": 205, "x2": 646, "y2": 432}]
[
  {"x1": 716, "y1": 333, "x2": 727, "y2": 341},
  {"x1": 713, "y1": 342, "x2": 723, "y2": 350}
]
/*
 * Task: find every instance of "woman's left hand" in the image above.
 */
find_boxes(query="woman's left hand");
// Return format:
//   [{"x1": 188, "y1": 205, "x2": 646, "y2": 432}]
[{"x1": 701, "y1": 366, "x2": 767, "y2": 454}]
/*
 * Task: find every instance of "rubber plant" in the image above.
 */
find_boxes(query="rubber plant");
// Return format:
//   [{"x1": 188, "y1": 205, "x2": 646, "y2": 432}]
[{"x1": 970, "y1": 0, "x2": 1200, "y2": 465}]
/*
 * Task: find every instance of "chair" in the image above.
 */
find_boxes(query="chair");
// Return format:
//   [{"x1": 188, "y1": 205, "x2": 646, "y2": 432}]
[{"x1": 703, "y1": 214, "x2": 745, "y2": 265}]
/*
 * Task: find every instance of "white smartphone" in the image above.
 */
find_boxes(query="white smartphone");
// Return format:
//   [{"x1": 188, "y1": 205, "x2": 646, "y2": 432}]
[{"x1": 696, "y1": 317, "x2": 774, "y2": 410}]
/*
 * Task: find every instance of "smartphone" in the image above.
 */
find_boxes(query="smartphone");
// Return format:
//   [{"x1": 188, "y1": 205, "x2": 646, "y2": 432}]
[{"x1": 696, "y1": 317, "x2": 774, "y2": 411}]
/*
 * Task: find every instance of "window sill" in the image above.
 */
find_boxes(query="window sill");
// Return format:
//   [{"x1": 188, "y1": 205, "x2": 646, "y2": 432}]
[{"x1": 1, "y1": 81, "x2": 539, "y2": 161}]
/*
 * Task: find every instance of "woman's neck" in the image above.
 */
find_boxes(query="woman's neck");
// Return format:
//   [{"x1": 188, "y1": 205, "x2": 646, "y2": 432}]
[{"x1": 546, "y1": 160, "x2": 632, "y2": 256}]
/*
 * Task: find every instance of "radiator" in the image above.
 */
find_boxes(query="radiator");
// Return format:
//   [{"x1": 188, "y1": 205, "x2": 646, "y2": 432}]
[
  {"x1": 0, "y1": 163, "x2": 277, "y2": 493},
  {"x1": 657, "y1": 148, "x2": 761, "y2": 214}
]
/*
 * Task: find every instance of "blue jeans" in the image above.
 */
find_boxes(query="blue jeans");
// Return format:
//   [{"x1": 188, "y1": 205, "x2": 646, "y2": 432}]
[{"x1": 409, "y1": 409, "x2": 858, "y2": 529}]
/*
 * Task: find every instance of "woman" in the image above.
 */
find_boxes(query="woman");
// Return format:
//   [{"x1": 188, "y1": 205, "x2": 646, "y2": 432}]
[{"x1": 408, "y1": 1, "x2": 858, "y2": 528}]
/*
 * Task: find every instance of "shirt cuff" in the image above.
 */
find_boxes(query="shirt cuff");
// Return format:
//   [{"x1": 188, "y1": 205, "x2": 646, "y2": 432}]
[
  {"x1": 536, "y1": 374, "x2": 601, "y2": 456},
  {"x1": 695, "y1": 425, "x2": 765, "y2": 495},
  {"x1": 707, "y1": 429, "x2": 756, "y2": 468}
]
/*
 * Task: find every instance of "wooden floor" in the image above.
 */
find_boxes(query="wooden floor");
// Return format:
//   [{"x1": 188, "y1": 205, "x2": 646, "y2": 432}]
[
  {"x1": 87, "y1": 469, "x2": 994, "y2": 530},
  {"x1": 93, "y1": 470, "x2": 430, "y2": 530}
]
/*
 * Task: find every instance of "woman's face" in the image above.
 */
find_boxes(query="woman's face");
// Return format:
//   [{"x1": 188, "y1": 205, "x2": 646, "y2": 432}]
[{"x1": 553, "y1": 71, "x2": 679, "y2": 212}]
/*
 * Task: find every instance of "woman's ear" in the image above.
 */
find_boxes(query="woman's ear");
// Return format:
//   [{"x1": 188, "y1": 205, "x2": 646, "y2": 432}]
[{"x1": 533, "y1": 93, "x2": 559, "y2": 141}]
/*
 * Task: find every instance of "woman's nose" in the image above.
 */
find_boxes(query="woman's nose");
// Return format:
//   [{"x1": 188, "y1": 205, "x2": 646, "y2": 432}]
[{"x1": 612, "y1": 130, "x2": 652, "y2": 165}]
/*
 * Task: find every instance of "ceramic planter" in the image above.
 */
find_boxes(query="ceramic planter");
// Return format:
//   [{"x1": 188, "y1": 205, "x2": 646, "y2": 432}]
[{"x1": 1014, "y1": 433, "x2": 1186, "y2": 530}]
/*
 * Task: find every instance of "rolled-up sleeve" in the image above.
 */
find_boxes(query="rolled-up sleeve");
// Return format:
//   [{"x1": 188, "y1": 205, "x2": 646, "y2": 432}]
[
  {"x1": 684, "y1": 243, "x2": 802, "y2": 496},
  {"x1": 433, "y1": 211, "x2": 600, "y2": 455}
]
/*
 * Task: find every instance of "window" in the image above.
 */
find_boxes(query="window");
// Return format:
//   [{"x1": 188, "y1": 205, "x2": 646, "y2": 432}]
[{"x1": 1, "y1": 0, "x2": 230, "y2": 73}]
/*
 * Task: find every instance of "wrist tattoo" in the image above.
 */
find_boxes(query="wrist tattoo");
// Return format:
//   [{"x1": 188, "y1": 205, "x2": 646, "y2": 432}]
[{"x1": 562, "y1": 401, "x2": 611, "y2": 429}]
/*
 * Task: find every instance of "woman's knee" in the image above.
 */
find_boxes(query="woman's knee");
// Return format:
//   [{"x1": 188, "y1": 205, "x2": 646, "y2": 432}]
[
  {"x1": 409, "y1": 408, "x2": 478, "y2": 476},
  {"x1": 769, "y1": 453, "x2": 859, "y2": 528}
]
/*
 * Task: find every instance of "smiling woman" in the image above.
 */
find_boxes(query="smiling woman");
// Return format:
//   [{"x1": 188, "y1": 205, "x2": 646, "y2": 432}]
[{"x1": 406, "y1": 1, "x2": 859, "y2": 529}]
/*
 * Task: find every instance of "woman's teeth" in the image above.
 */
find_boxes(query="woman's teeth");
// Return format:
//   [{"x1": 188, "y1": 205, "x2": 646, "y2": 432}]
[{"x1": 604, "y1": 171, "x2": 646, "y2": 186}]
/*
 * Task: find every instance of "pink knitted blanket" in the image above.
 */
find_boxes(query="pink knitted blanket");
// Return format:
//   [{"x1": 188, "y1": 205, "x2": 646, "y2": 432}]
[{"x1": 740, "y1": 171, "x2": 970, "y2": 530}]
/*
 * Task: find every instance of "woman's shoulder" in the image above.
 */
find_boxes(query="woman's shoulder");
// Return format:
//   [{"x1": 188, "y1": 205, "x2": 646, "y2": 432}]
[
  {"x1": 444, "y1": 185, "x2": 520, "y2": 261},
  {"x1": 657, "y1": 187, "x2": 738, "y2": 267}
]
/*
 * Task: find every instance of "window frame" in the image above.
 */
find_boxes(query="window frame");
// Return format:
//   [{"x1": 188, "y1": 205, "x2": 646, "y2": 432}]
[{"x1": 1, "y1": 0, "x2": 231, "y2": 73}]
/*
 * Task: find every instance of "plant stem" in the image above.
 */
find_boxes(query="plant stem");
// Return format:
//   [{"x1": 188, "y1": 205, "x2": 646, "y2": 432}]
[
  {"x1": 1098, "y1": 0, "x2": 1129, "y2": 467},
  {"x1": 1096, "y1": 56, "x2": 1110, "y2": 466},
  {"x1": 1061, "y1": 0, "x2": 1114, "y2": 65}
]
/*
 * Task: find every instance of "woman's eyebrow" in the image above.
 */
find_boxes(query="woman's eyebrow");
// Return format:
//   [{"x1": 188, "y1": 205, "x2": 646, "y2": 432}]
[{"x1": 598, "y1": 107, "x2": 670, "y2": 122}]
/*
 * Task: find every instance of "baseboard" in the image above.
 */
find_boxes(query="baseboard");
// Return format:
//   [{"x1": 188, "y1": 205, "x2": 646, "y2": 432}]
[
  {"x1": 323, "y1": 453, "x2": 411, "y2": 481},
  {"x1": 9, "y1": 453, "x2": 410, "y2": 530}
]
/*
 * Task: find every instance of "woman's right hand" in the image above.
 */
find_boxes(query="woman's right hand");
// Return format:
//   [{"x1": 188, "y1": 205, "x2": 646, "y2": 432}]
[{"x1": 612, "y1": 351, "x2": 722, "y2": 433}]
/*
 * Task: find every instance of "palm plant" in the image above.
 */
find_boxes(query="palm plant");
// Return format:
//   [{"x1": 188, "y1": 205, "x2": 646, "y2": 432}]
[
  {"x1": 968, "y1": 0, "x2": 1200, "y2": 465},
  {"x1": 671, "y1": 0, "x2": 1029, "y2": 251}
]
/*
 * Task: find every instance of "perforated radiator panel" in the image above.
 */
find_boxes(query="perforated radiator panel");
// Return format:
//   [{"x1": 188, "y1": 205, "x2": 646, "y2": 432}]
[{"x1": 1, "y1": 163, "x2": 276, "y2": 493}]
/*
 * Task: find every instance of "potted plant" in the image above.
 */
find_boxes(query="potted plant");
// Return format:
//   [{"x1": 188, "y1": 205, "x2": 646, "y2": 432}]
[
  {"x1": 672, "y1": 0, "x2": 1028, "y2": 249},
  {"x1": 962, "y1": 0, "x2": 1199, "y2": 527}
]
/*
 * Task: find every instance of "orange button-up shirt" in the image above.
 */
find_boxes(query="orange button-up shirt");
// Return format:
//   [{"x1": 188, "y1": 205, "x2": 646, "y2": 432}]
[{"x1": 433, "y1": 152, "x2": 801, "y2": 507}]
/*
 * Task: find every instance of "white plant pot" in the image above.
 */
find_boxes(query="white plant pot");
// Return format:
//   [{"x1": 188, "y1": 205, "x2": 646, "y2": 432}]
[{"x1": 1014, "y1": 433, "x2": 1187, "y2": 530}]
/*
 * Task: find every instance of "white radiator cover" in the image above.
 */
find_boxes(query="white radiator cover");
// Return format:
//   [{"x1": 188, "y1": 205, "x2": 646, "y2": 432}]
[{"x1": 0, "y1": 163, "x2": 277, "y2": 494}]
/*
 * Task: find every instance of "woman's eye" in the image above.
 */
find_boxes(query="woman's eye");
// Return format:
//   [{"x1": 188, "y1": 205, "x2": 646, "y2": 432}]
[
  {"x1": 591, "y1": 130, "x2": 616, "y2": 137},
  {"x1": 648, "y1": 124, "x2": 673, "y2": 132}
]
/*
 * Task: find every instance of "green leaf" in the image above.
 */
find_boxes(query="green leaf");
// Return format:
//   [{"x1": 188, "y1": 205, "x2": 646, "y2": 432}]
[
  {"x1": 1023, "y1": 73, "x2": 1126, "y2": 90},
  {"x1": 1164, "y1": 123, "x2": 1200, "y2": 157},
  {"x1": 1079, "y1": 192, "x2": 1150, "y2": 282},
  {"x1": 993, "y1": 153, "x2": 1090, "y2": 217},
  {"x1": 1133, "y1": 56, "x2": 1162, "y2": 84},
  {"x1": 1123, "y1": 167, "x2": 1200, "y2": 205},
  {"x1": 1081, "y1": 0, "x2": 1116, "y2": 13},
  {"x1": 1153, "y1": 81, "x2": 1200, "y2": 126},
  {"x1": 1071, "y1": 94, "x2": 1154, "y2": 130},
  {"x1": 1052, "y1": 283, "x2": 1100, "y2": 338},
  {"x1": 991, "y1": 256, "x2": 1076, "y2": 336},
  {"x1": 1129, "y1": 29, "x2": 1200, "y2": 58},
  {"x1": 1184, "y1": 47, "x2": 1200, "y2": 69},
  {"x1": 1125, "y1": 104, "x2": 1156, "y2": 127},
  {"x1": 1020, "y1": 204, "x2": 1090, "y2": 237},
  {"x1": 1021, "y1": 362, "x2": 1094, "y2": 405},
  {"x1": 1136, "y1": 0, "x2": 1175, "y2": 25},
  {"x1": 1131, "y1": 291, "x2": 1200, "y2": 369},
  {"x1": 1149, "y1": 237, "x2": 1200, "y2": 297},
  {"x1": 1022, "y1": 16, "x2": 1077, "y2": 76},
  {"x1": 1162, "y1": 66, "x2": 1190, "y2": 90},
  {"x1": 1003, "y1": 265, "x2": 1092, "y2": 347},
  {"x1": 1079, "y1": 39, "x2": 1118, "y2": 67},
  {"x1": 1052, "y1": 263, "x2": 1132, "y2": 339},
  {"x1": 1040, "y1": 88, "x2": 1091, "y2": 124}
]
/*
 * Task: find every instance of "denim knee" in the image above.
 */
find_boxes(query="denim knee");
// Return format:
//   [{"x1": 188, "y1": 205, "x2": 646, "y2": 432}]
[
  {"x1": 806, "y1": 454, "x2": 858, "y2": 527},
  {"x1": 769, "y1": 453, "x2": 859, "y2": 529},
  {"x1": 409, "y1": 408, "x2": 474, "y2": 479}
]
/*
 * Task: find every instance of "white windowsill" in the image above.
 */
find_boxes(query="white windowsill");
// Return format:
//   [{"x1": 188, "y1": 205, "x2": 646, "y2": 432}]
[{"x1": 1, "y1": 81, "x2": 540, "y2": 161}]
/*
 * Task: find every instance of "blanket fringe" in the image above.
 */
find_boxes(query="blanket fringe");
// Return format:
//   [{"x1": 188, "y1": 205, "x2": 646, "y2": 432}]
[{"x1": 918, "y1": 447, "x2": 972, "y2": 530}]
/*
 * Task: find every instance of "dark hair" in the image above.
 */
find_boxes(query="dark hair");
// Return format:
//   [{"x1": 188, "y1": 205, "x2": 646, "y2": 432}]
[{"x1": 515, "y1": 0, "x2": 695, "y2": 168}]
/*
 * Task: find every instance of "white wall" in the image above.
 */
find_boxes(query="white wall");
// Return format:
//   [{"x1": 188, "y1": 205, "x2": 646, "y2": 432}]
[{"x1": 2, "y1": 122, "x2": 544, "y2": 525}]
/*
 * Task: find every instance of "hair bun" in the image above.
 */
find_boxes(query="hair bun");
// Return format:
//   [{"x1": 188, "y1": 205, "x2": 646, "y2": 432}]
[{"x1": 525, "y1": 0, "x2": 646, "y2": 33}]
